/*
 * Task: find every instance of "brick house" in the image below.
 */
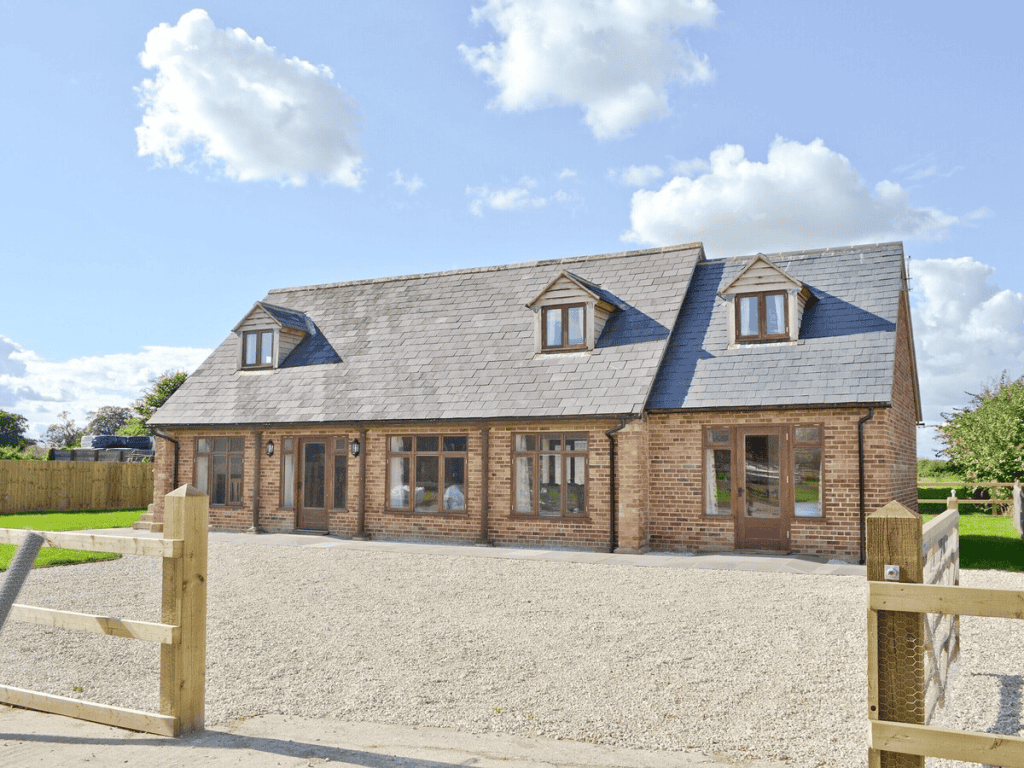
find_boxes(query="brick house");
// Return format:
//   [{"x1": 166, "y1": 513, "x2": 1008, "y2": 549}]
[{"x1": 147, "y1": 240, "x2": 920, "y2": 561}]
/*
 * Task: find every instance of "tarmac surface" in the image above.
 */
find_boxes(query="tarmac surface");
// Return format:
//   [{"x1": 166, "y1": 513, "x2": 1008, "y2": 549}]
[{"x1": 0, "y1": 530, "x2": 863, "y2": 766}]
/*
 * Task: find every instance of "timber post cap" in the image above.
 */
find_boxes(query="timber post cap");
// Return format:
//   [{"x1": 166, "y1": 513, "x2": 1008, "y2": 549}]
[
  {"x1": 167, "y1": 484, "x2": 206, "y2": 498},
  {"x1": 869, "y1": 500, "x2": 920, "y2": 519}
]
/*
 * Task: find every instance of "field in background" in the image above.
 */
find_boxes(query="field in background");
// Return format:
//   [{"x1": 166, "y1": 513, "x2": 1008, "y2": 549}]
[{"x1": 0, "y1": 509, "x2": 144, "y2": 571}]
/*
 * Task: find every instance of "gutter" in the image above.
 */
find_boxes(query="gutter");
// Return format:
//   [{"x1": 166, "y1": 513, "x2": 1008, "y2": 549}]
[
  {"x1": 150, "y1": 427, "x2": 179, "y2": 490},
  {"x1": 858, "y1": 407, "x2": 875, "y2": 565},
  {"x1": 605, "y1": 419, "x2": 630, "y2": 554}
]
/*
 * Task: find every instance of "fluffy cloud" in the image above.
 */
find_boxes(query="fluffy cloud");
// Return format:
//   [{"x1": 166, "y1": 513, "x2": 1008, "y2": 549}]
[
  {"x1": 610, "y1": 164, "x2": 664, "y2": 187},
  {"x1": 467, "y1": 177, "x2": 548, "y2": 215},
  {"x1": 459, "y1": 0, "x2": 717, "y2": 139},
  {"x1": 136, "y1": 9, "x2": 363, "y2": 186},
  {"x1": 0, "y1": 336, "x2": 210, "y2": 440},
  {"x1": 625, "y1": 138, "x2": 960, "y2": 255}
]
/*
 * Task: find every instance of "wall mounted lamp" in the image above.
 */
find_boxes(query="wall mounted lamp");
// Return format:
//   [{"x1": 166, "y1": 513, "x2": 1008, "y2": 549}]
[
  {"x1": 265, "y1": 440, "x2": 275, "y2": 457},
  {"x1": 350, "y1": 439, "x2": 360, "y2": 457}
]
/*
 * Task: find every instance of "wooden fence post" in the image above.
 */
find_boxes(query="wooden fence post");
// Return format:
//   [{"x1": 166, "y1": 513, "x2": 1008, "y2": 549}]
[
  {"x1": 1013, "y1": 480, "x2": 1022, "y2": 537},
  {"x1": 867, "y1": 501, "x2": 925, "y2": 768},
  {"x1": 160, "y1": 485, "x2": 208, "y2": 736}
]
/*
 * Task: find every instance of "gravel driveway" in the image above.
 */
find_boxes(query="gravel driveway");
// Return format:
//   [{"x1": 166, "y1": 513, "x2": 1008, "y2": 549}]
[{"x1": 1, "y1": 543, "x2": 1021, "y2": 767}]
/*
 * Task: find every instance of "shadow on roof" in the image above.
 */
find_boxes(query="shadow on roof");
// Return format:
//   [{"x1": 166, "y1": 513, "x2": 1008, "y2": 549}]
[
  {"x1": 800, "y1": 289, "x2": 896, "y2": 338},
  {"x1": 595, "y1": 304, "x2": 671, "y2": 348},
  {"x1": 279, "y1": 326, "x2": 342, "y2": 367}
]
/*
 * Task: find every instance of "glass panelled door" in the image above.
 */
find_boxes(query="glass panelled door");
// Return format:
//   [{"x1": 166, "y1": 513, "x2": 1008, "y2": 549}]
[
  {"x1": 735, "y1": 427, "x2": 788, "y2": 550},
  {"x1": 297, "y1": 440, "x2": 328, "y2": 531}
]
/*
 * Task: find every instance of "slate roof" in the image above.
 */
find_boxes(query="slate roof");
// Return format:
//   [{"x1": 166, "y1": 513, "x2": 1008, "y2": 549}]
[
  {"x1": 647, "y1": 242, "x2": 908, "y2": 410},
  {"x1": 150, "y1": 243, "x2": 705, "y2": 426}
]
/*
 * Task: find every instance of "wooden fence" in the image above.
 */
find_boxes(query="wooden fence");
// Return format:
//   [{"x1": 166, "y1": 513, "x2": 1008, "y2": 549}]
[
  {"x1": 0, "y1": 486, "x2": 207, "y2": 736},
  {"x1": 867, "y1": 498, "x2": 1024, "y2": 767},
  {"x1": 919, "y1": 479, "x2": 1022, "y2": 516},
  {"x1": 0, "y1": 461, "x2": 153, "y2": 514}
]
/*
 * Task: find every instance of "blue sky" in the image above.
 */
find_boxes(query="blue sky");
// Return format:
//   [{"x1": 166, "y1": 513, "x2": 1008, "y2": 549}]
[{"x1": 1, "y1": 1, "x2": 1021, "y2": 457}]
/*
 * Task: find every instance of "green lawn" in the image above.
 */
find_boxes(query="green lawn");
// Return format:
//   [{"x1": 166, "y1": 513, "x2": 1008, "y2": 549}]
[
  {"x1": 921, "y1": 510, "x2": 1024, "y2": 572},
  {"x1": 0, "y1": 509, "x2": 144, "y2": 571}
]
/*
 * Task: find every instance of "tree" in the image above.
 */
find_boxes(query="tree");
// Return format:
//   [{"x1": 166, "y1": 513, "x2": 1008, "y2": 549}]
[
  {"x1": 86, "y1": 405, "x2": 133, "y2": 435},
  {"x1": 0, "y1": 410, "x2": 29, "y2": 447},
  {"x1": 133, "y1": 370, "x2": 188, "y2": 426},
  {"x1": 116, "y1": 418, "x2": 150, "y2": 437},
  {"x1": 43, "y1": 411, "x2": 84, "y2": 448},
  {"x1": 937, "y1": 371, "x2": 1024, "y2": 487}
]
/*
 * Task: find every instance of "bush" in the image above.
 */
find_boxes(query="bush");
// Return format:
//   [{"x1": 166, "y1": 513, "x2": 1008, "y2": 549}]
[{"x1": 0, "y1": 445, "x2": 45, "y2": 461}]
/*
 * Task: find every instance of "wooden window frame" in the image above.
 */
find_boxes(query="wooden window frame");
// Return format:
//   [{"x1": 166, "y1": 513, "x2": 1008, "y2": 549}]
[
  {"x1": 281, "y1": 436, "x2": 349, "y2": 512},
  {"x1": 386, "y1": 435, "x2": 468, "y2": 514},
  {"x1": 735, "y1": 291, "x2": 789, "y2": 342},
  {"x1": 280, "y1": 437, "x2": 295, "y2": 510},
  {"x1": 699, "y1": 424, "x2": 826, "y2": 520},
  {"x1": 512, "y1": 432, "x2": 589, "y2": 518},
  {"x1": 242, "y1": 330, "x2": 275, "y2": 369},
  {"x1": 195, "y1": 436, "x2": 245, "y2": 507},
  {"x1": 541, "y1": 304, "x2": 588, "y2": 351}
]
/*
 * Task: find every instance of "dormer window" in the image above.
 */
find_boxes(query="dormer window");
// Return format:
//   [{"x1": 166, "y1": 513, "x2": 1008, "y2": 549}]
[
  {"x1": 543, "y1": 304, "x2": 587, "y2": 350},
  {"x1": 736, "y1": 291, "x2": 788, "y2": 342},
  {"x1": 243, "y1": 330, "x2": 275, "y2": 368}
]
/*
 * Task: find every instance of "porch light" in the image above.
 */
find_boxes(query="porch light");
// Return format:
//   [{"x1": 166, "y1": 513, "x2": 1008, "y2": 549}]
[
  {"x1": 265, "y1": 440, "x2": 274, "y2": 457},
  {"x1": 350, "y1": 439, "x2": 360, "y2": 457}
]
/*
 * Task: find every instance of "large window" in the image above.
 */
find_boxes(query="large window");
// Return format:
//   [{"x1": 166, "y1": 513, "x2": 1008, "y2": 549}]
[
  {"x1": 542, "y1": 304, "x2": 586, "y2": 351},
  {"x1": 242, "y1": 330, "x2": 274, "y2": 368},
  {"x1": 196, "y1": 437, "x2": 244, "y2": 506},
  {"x1": 388, "y1": 435, "x2": 466, "y2": 513},
  {"x1": 703, "y1": 428, "x2": 732, "y2": 516},
  {"x1": 514, "y1": 433, "x2": 587, "y2": 517},
  {"x1": 736, "y1": 292, "x2": 788, "y2": 342},
  {"x1": 793, "y1": 426, "x2": 823, "y2": 518}
]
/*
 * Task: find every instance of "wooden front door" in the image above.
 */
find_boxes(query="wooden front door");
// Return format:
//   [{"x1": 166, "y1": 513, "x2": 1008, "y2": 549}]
[
  {"x1": 297, "y1": 439, "x2": 329, "y2": 532},
  {"x1": 735, "y1": 427, "x2": 789, "y2": 550}
]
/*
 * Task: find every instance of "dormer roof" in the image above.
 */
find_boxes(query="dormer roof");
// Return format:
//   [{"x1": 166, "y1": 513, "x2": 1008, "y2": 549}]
[
  {"x1": 526, "y1": 270, "x2": 627, "y2": 312},
  {"x1": 718, "y1": 254, "x2": 808, "y2": 298},
  {"x1": 231, "y1": 301, "x2": 314, "y2": 335}
]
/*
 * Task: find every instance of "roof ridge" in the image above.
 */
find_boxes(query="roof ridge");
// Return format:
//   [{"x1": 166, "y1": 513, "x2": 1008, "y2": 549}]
[
  {"x1": 267, "y1": 242, "x2": 705, "y2": 296},
  {"x1": 703, "y1": 241, "x2": 904, "y2": 265}
]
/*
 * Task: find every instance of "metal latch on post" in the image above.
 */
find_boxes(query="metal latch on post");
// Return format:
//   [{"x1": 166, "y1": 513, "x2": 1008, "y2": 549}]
[{"x1": 883, "y1": 564, "x2": 900, "y2": 581}]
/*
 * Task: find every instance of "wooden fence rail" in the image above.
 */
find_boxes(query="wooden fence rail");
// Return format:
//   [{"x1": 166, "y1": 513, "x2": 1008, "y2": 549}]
[
  {"x1": 0, "y1": 486, "x2": 207, "y2": 736},
  {"x1": 867, "y1": 497, "x2": 1024, "y2": 767},
  {"x1": 0, "y1": 461, "x2": 153, "y2": 514}
]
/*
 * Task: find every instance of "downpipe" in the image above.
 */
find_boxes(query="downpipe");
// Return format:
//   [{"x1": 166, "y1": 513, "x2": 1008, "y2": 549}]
[
  {"x1": 605, "y1": 419, "x2": 629, "y2": 554},
  {"x1": 858, "y1": 407, "x2": 875, "y2": 565}
]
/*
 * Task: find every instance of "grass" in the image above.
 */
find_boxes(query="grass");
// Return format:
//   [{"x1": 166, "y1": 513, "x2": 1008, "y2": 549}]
[
  {"x1": 0, "y1": 508, "x2": 144, "y2": 571},
  {"x1": 920, "y1": 510, "x2": 1024, "y2": 572}
]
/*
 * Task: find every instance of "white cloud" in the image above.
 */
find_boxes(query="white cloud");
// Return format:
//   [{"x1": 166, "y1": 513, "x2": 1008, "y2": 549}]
[
  {"x1": 391, "y1": 169, "x2": 425, "y2": 194},
  {"x1": 610, "y1": 164, "x2": 664, "y2": 187},
  {"x1": 625, "y1": 137, "x2": 961, "y2": 256},
  {"x1": 135, "y1": 9, "x2": 363, "y2": 187},
  {"x1": 459, "y1": 0, "x2": 717, "y2": 139},
  {"x1": 466, "y1": 177, "x2": 549, "y2": 215},
  {"x1": 0, "y1": 335, "x2": 210, "y2": 440},
  {"x1": 558, "y1": 168, "x2": 577, "y2": 180}
]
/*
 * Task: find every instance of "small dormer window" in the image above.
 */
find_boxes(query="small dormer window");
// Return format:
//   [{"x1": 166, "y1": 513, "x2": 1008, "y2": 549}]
[
  {"x1": 243, "y1": 330, "x2": 275, "y2": 368},
  {"x1": 736, "y1": 291, "x2": 788, "y2": 342},
  {"x1": 543, "y1": 304, "x2": 587, "y2": 351}
]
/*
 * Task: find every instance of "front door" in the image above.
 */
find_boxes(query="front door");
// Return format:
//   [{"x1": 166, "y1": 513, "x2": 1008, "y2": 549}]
[
  {"x1": 735, "y1": 427, "x2": 788, "y2": 550},
  {"x1": 297, "y1": 439, "x2": 329, "y2": 532}
]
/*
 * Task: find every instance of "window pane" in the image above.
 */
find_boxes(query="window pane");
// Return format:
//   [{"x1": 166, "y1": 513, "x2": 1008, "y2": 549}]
[
  {"x1": 211, "y1": 455, "x2": 227, "y2": 506},
  {"x1": 283, "y1": 438, "x2": 294, "y2": 452},
  {"x1": 744, "y1": 435, "x2": 780, "y2": 519},
  {"x1": 514, "y1": 456, "x2": 535, "y2": 514},
  {"x1": 334, "y1": 438, "x2": 347, "y2": 452},
  {"x1": 415, "y1": 455, "x2": 439, "y2": 513},
  {"x1": 333, "y1": 453, "x2": 347, "y2": 509},
  {"x1": 515, "y1": 434, "x2": 535, "y2": 452},
  {"x1": 443, "y1": 457, "x2": 466, "y2": 510},
  {"x1": 566, "y1": 456, "x2": 585, "y2": 514},
  {"x1": 195, "y1": 456, "x2": 209, "y2": 496},
  {"x1": 197, "y1": 438, "x2": 211, "y2": 454},
  {"x1": 303, "y1": 443, "x2": 325, "y2": 509},
  {"x1": 229, "y1": 437, "x2": 244, "y2": 452},
  {"x1": 564, "y1": 435, "x2": 587, "y2": 452},
  {"x1": 542, "y1": 435, "x2": 562, "y2": 452},
  {"x1": 260, "y1": 331, "x2": 274, "y2": 365},
  {"x1": 706, "y1": 428, "x2": 729, "y2": 445},
  {"x1": 244, "y1": 333, "x2": 257, "y2": 365},
  {"x1": 567, "y1": 306, "x2": 584, "y2": 345},
  {"x1": 706, "y1": 448, "x2": 731, "y2": 516},
  {"x1": 282, "y1": 452, "x2": 294, "y2": 509},
  {"x1": 545, "y1": 308, "x2": 562, "y2": 347},
  {"x1": 765, "y1": 294, "x2": 786, "y2": 335},
  {"x1": 795, "y1": 426, "x2": 821, "y2": 444},
  {"x1": 739, "y1": 296, "x2": 759, "y2": 336},
  {"x1": 539, "y1": 454, "x2": 561, "y2": 517},
  {"x1": 213, "y1": 437, "x2": 228, "y2": 452},
  {"x1": 416, "y1": 435, "x2": 438, "y2": 452},
  {"x1": 794, "y1": 448, "x2": 822, "y2": 518},
  {"x1": 389, "y1": 456, "x2": 410, "y2": 508},
  {"x1": 390, "y1": 436, "x2": 412, "y2": 452},
  {"x1": 228, "y1": 455, "x2": 243, "y2": 505},
  {"x1": 443, "y1": 436, "x2": 467, "y2": 452}
]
